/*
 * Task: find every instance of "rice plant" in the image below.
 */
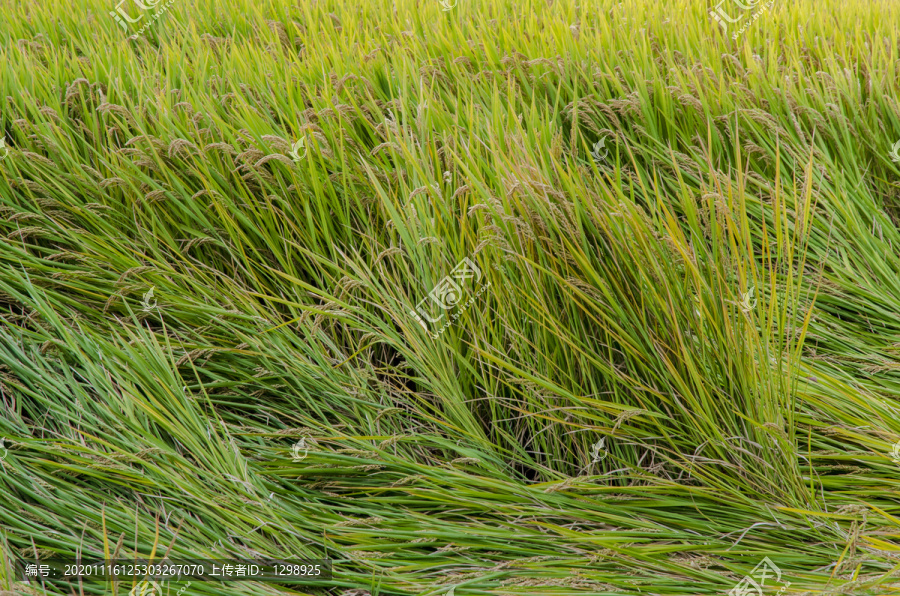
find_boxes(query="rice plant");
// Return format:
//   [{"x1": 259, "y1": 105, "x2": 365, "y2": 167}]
[{"x1": 1, "y1": 0, "x2": 900, "y2": 594}]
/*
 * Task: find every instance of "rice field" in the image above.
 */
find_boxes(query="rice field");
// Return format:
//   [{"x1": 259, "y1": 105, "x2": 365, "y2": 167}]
[{"x1": 2, "y1": 0, "x2": 900, "y2": 594}]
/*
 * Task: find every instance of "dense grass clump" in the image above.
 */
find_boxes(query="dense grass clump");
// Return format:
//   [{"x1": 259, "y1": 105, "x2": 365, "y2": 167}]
[{"x1": 2, "y1": 0, "x2": 900, "y2": 594}]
